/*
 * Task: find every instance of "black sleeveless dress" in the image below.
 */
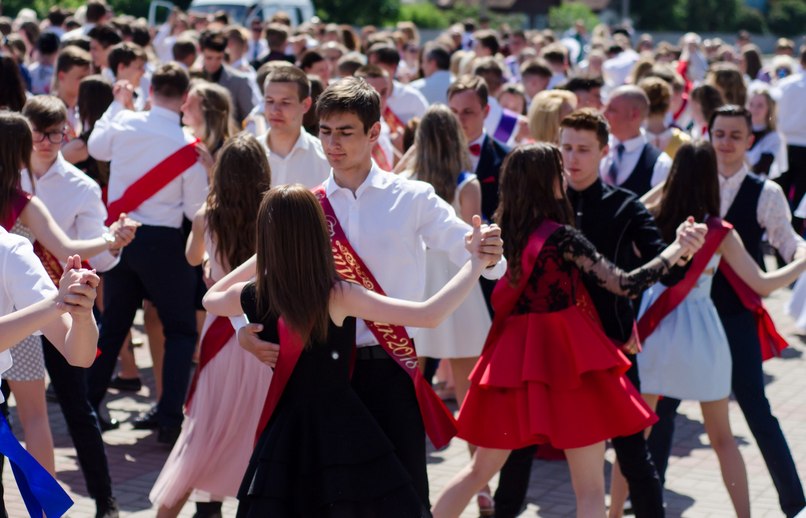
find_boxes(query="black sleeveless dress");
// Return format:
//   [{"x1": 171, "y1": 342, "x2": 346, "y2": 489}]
[{"x1": 237, "y1": 283, "x2": 430, "y2": 518}]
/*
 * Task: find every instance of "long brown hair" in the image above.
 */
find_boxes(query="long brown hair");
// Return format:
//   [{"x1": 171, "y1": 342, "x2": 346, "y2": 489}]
[
  {"x1": 190, "y1": 80, "x2": 237, "y2": 154},
  {"x1": 78, "y1": 75, "x2": 114, "y2": 133},
  {"x1": 0, "y1": 111, "x2": 33, "y2": 223},
  {"x1": 206, "y1": 134, "x2": 271, "y2": 271},
  {"x1": 412, "y1": 104, "x2": 470, "y2": 202},
  {"x1": 654, "y1": 141, "x2": 720, "y2": 243},
  {"x1": 494, "y1": 143, "x2": 574, "y2": 283},
  {"x1": 255, "y1": 185, "x2": 338, "y2": 345}
]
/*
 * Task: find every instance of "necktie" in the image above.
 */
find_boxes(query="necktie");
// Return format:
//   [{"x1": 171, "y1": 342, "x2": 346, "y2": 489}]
[
  {"x1": 607, "y1": 143, "x2": 625, "y2": 185},
  {"x1": 469, "y1": 143, "x2": 482, "y2": 157}
]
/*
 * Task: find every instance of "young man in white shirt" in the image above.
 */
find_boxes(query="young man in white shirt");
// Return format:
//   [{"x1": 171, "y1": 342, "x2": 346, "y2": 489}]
[
  {"x1": 258, "y1": 66, "x2": 330, "y2": 188},
  {"x1": 53, "y1": 46, "x2": 92, "y2": 163},
  {"x1": 87, "y1": 63, "x2": 208, "y2": 446},
  {"x1": 601, "y1": 85, "x2": 672, "y2": 197},
  {"x1": 410, "y1": 44, "x2": 454, "y2": 105},
  {"x1": 224, "y1": 77, "x2": 506, "y2": 508},
  {"x1": 20, "y1": 95, "x2": 122, "y2": 518},
  {"x1": 107, "y1": 42, "x2": 148, "y2": 111},
  {"x1": 367, "y1": 44, "x2": 428, "y2": 125}
]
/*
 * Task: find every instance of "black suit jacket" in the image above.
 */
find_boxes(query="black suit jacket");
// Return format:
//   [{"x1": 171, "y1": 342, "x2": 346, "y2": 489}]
[{"x1": 475, "y1": 134, "x2": 510, "y2": 223}]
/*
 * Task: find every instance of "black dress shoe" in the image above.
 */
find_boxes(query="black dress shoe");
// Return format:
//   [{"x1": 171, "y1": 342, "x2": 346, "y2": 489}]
[
  {"x1": 95, "y1": 496, "x2": 119, "y2": 518},
  {"x1": 132, "y1": 406, "x2": 159, "y2": 430},
  {"x1": 108, "y1": 375, "x2": 142, "y2": 392},
  {"x1": 98, "y1": 416, "x2": 120, "y2": 432},
  {"x1": 157, "y1": 425, "x2": 181, "y2": 446}
]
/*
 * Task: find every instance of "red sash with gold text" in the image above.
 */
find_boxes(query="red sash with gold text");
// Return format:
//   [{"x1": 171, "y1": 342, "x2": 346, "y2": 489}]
[
  {"x1": 383, "y1": 106, "x2": 405, "y2": 136},
  {"x1": 719, "y1": 262, "x2": 789, "y2": 361},
  {"x1": 313, "y1": 186, "x2": 458, "y2": 449},
  {"x1": 105, "y1": 139, "x2": 199, "y2": 225},
  {"x1": 186, "y1": 316, "x2": 235, "y2": 410},
  {"x1": 637, "y1": 218, "x2": 731, "y2": 342}
]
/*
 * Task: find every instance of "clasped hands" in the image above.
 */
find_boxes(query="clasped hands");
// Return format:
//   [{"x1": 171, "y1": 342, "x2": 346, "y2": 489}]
[
  {"x1": 56, "y1": 255, "x2": 100, "y2": 319},
  {"x1": 464, "y1": 217, "x2": 504, "y2": 268},
  {"x1": 674, "y1": 216, "x2": 709, "y2": 264},
  {"x1": 108, "y1": 212, "x2": 141, "y2": 252}
]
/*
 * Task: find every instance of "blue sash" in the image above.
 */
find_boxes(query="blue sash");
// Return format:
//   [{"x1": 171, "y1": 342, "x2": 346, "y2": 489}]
[{"x1": 0, "y1": 413, "x2": 72, "y2": 516}]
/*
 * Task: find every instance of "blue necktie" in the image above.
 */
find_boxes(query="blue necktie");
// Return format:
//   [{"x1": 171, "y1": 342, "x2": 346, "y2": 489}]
[{"x1": 607, "y1": 143, "x2": 626, "y2": 185}]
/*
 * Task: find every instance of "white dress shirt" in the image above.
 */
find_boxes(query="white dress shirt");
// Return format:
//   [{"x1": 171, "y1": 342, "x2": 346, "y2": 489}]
[
  {"x1": 88, "y1": 102, "x2": 208, "y2": 228},
  {"x1": 387, "y1": 81, "x2": 428, "y2": 124},
  {"x1": 599, "y1": 130, "x2": 672, "y2": 188},
  {"x1": 0, "y1": 228, "x2": 58, "y2": 379},
  {"x1": 258, "y1": 129, "x2": 331, "y2": 188},
  {"x1": 468, "y1": 133, "x2": 485, "y2": 174},
  {"x1": 776, "y1": 73, "x2": 806, "y2": 147},
  {"x1": 720, "y1": 166, "x2": 804, "y2": 261},
  {"x1": 20, "y1": 153, "x2": 118, "y2": 272},
  {"x1": 602, "y1": 48, "x2": 639, "y2": 87},
  {"x1": 410, "y1": 70, "x2": 454, "y2": 105},
  {"x1": 321, "y1": 163, "x2": 506, "y2": 346}
]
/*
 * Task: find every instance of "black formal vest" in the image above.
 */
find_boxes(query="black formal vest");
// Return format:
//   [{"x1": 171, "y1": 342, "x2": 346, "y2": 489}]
[
  {"x1": 711, "y1": 174, "x2": 765, "y2": 315},
  {"x1": 619, "y1": 143, "x2": 661, "y2": 197}
]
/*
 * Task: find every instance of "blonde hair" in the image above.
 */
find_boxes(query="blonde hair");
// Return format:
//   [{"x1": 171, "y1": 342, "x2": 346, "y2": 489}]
[
  {"x1": 528, "y1": 90, "x2": 577, "y2": 144},
  {"x1": 189, "y1": 80, "x2": 237, "y2": 154},
  {"x1": 411, "y1": 104, "x2": 471, "y2": 203},
  {"x1": 748, "y1": 87, "x2": 777, "y2": 130}
]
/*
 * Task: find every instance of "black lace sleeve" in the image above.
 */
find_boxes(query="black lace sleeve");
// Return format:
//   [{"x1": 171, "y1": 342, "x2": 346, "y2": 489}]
[{"x1": 555, "y1": 226, "x2": 672, "y2": 298}]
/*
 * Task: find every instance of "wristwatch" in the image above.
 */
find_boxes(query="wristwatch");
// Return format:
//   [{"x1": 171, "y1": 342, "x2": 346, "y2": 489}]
[{"x1": 101, "y1": 228, "x2": 116, "y2": 247}]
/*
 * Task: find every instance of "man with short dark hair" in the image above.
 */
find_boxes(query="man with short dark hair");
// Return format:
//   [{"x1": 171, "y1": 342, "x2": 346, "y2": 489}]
[
  {"x1": 258, "y1": 66, "x2": 330, "y2": 187},
  {"x1": 199, "y1": 29, "x2": 260, "y2": 123},
  {"x1": 107, "y1": 42, "x2": 147, "y2": 109},
  {"x1": 520, "y1": 58, "x2": 552, "y2": 103},
  {"x1": 561, "y1": 76, "x2": 604, "y2": 111},
  {"x1": 87, "y1": 63, "x2": 208, "y2": 447},
  {"x1": 410, "y1": 43, "x2": 453, "y2": 105},
  {"x1": 29, "y1": 32, "x2": 60, "y2": 95},
  {"x1": 63, "y1": 0, "x2": 109, "y2": 40},
  {"x1": 171, "y1": 37, "x2": 197, "y2": 69},
  {"x1": 87, "y1": 24, "x2": 122, "y2": 76},
  {"x1": 367, "y1": 43, "x2": 428, "y2": 128},
  {"x1": 651, "y1": 106, "x2": 806, "y2": 518}
]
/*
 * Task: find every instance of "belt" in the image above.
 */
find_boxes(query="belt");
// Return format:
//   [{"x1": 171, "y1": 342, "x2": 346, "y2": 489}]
[{"x1": 355, "y1": 346, "x2": 390, "y2": 360}]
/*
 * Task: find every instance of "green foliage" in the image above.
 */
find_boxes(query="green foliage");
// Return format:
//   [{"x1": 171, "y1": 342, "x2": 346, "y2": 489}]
[
  {"x1": 768, "y1": 0, "x2": 806, "y2": 36},
  {"x1": 632, "y1": 0, "x2": 684, "y2": 31},
  {"x1": 1, "y1": 0, "x2": 182, "y2": 19},
  {"x1": 733, "y1": 6, "x2": 768, "y2": 34},
  {"x1": 316, "y1": 0, "x2": 401, "y2": 26},
  {"x1": 397, "y1": 3, "x2": 450, "y2": 29},
  {"x1": 438, "y1": 3, "x2": 527, "y2": 30},
  {"x1": 548, "y1": 2, "x2": 599, "y2": 33}
]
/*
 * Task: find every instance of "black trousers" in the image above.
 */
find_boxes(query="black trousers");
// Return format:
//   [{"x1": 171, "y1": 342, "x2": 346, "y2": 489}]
[
  {"x1": 43, "y1": 335, "x2": 113, "y2": 500},
  {"x1": 88, "y1": 225, "x2": 198, "y2": 429},
  {"x1": 649, "y1": 311, "x2": 805, "y2": 517},
  {"x1": 495, "y1": 359, "x2": 665, "y2": 518},
  {"x1": 351, "y1": 354, "x2": 429, "y2": 508}
]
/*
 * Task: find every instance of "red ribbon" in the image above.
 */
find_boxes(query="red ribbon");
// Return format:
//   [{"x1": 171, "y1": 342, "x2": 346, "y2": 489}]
[
  {"x1": 371, "y1": 143, "x2": 392, "y2": 171},
  {"x1": 637, "y1": 218, "x2": 731, "y2": 342},
  {"x1": 718, "y1": 262, "x2": 789, "y2": 361},
  {"x1": 314, "y1": 185, "x2": 458, "y2": 449},
  {"x1": 254, "y1": 317, "x2": 304, "y2": 444},
  {"x1": 186, "y1": 316, "x2": 235, "y2": 410},
  {"x1": 105, "y1": 139, "x2": 199, "y2": 225}
]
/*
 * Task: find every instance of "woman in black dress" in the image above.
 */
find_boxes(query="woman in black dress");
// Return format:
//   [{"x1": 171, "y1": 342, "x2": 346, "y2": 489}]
[{"x1": 203, "y1": 184, "x2": 492, "y2": 517}]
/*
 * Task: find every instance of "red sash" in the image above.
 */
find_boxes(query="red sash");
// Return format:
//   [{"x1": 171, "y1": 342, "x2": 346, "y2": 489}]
[
  {"x1": 479, "y1": 220, "x2": 562, "y2": 357},
  {"x1": 254, "y1": 317, "x2": 304, "y2": 444},
  {"x1": 186, "y1": 316, "x2": 235, "y2": 410},
  {"x1": 105, "y1": 139, "x2": 199, "y2": 225},
  {"x1": 371, "y1": 143, "x2": 392, "y2": 171},
  {"x1": 1, "y1": 189, "x2": 31, "y2": 231},
  {"x1": 718, "y1": 262, "x2": 788, "y2": 361},
  {"x1": 637, "y1": 218, "x2": 731, "y2": 342},
  {"x1": 383, "y1": 106, "x2": 405, "y2": 136},
  {"x1": 313, "y1": 186, "x2": 458, "y2": 449}
]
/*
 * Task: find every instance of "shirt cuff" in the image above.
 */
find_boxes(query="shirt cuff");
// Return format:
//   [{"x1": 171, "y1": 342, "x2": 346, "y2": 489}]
[{"x1": 481, "y1": 256, "x2": 507, "y2": 280}]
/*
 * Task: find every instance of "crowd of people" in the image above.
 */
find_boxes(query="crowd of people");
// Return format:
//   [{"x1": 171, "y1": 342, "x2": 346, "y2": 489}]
[{"x1": 1, "y1": 1, "x2": 806, "y2": 517}]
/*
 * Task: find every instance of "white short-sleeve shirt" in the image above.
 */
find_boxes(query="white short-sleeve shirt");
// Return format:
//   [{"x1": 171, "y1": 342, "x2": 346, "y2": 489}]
[{"x1": 0, "y1": 228, "x2": 58, "y2": 378}]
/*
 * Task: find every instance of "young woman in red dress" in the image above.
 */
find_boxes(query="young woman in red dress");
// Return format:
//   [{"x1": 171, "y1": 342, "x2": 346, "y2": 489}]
[{"x1": 432, "y1": 143, "x2": 703, "y2": 517}]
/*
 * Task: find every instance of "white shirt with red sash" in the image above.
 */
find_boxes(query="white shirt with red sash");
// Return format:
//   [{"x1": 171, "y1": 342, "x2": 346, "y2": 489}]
[
  {"x1": 321, "y1": 163, "x2": 506, "y2": 347},
  {"x1": 88, "y1": 101, "x2": 208, "y2": 228},
  {"x1": 20, "y1": 153, "x2": 118, "y2": 272}
]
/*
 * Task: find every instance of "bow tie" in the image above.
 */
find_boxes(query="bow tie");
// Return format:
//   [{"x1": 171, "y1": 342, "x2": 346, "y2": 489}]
[{"x1": 469, "y1": 143, "x2": 482, "y2": 156}]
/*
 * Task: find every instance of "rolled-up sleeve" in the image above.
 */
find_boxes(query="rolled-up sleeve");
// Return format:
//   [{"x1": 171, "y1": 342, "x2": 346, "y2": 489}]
[{"x1": 759, "y1": 181, "x2": 805, "y2": 262}]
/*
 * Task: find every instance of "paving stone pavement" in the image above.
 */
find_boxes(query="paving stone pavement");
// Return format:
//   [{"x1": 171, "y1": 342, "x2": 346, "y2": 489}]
[{"x1": 3, "y1": 287, "x2": 806, "y2": 517}]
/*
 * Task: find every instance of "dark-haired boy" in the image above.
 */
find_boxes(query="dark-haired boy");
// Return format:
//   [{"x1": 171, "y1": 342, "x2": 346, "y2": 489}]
[{"x1": 199, "y1": 29, "x2": 260, "y2": 123}]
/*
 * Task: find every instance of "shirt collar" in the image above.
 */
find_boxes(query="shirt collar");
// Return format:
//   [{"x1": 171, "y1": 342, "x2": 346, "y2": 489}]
[
  {"x1": 23, "y1": 152, "x2": 71, "y2": 182},
  {"x1": 718, "y1": 164, "x2": 749, "y2": 189},
  {"x1": 264, "y1": 128, "x2": 313, "y2": 156},
  {"x1": 150, "y1": 105, "x2": 181, "y2": 124},
  {"x1": 567, "y1": 177, "x2": 604, "y2": 204},
  {"x1": 611, "y1": 130, "x2": 648, "y2": 153},
  {"x1": 324, "y1": 161, "x2": 390, "y2": 198},
  {"x1": 469, "y1": 131, "x2": 486, "y2": 148}
]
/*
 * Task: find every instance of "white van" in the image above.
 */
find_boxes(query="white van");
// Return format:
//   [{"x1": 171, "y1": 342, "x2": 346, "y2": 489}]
[{"x1": 149, "y1": 0, "x2": 315, "y2": 27}]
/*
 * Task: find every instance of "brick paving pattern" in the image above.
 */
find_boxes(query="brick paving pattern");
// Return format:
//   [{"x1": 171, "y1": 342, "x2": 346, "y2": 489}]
[{"x1": 3, "y1": 287, "x2": 806, "y2": 517}]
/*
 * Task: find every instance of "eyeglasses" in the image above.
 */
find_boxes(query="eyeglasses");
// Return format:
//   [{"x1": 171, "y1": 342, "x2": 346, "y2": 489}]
[{"x1": 32, "y1": 129, "x2": 67, "y2": 144}]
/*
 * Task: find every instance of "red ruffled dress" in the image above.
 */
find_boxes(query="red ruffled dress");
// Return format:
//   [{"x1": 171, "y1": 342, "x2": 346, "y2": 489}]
[{"x1": 458, "y1": 226, "x2": 658, "y2": 450}]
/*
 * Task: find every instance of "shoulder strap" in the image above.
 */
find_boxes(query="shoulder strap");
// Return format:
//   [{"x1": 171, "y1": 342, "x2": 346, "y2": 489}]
[{"x1": 1, "y1": 189, "x2": 31, "y2": 231}]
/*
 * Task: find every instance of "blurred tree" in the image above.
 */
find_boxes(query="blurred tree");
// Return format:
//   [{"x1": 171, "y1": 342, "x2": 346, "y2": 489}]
[
  {"x1": 548, "y1": 2, "x2": 599, "y2": 33},
  {"x1": 317, "y1": 0, "x2": 401, "y2": 26},
  {"x1": 768, "y1": 0, "x2": 806, "y2": 36}
]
